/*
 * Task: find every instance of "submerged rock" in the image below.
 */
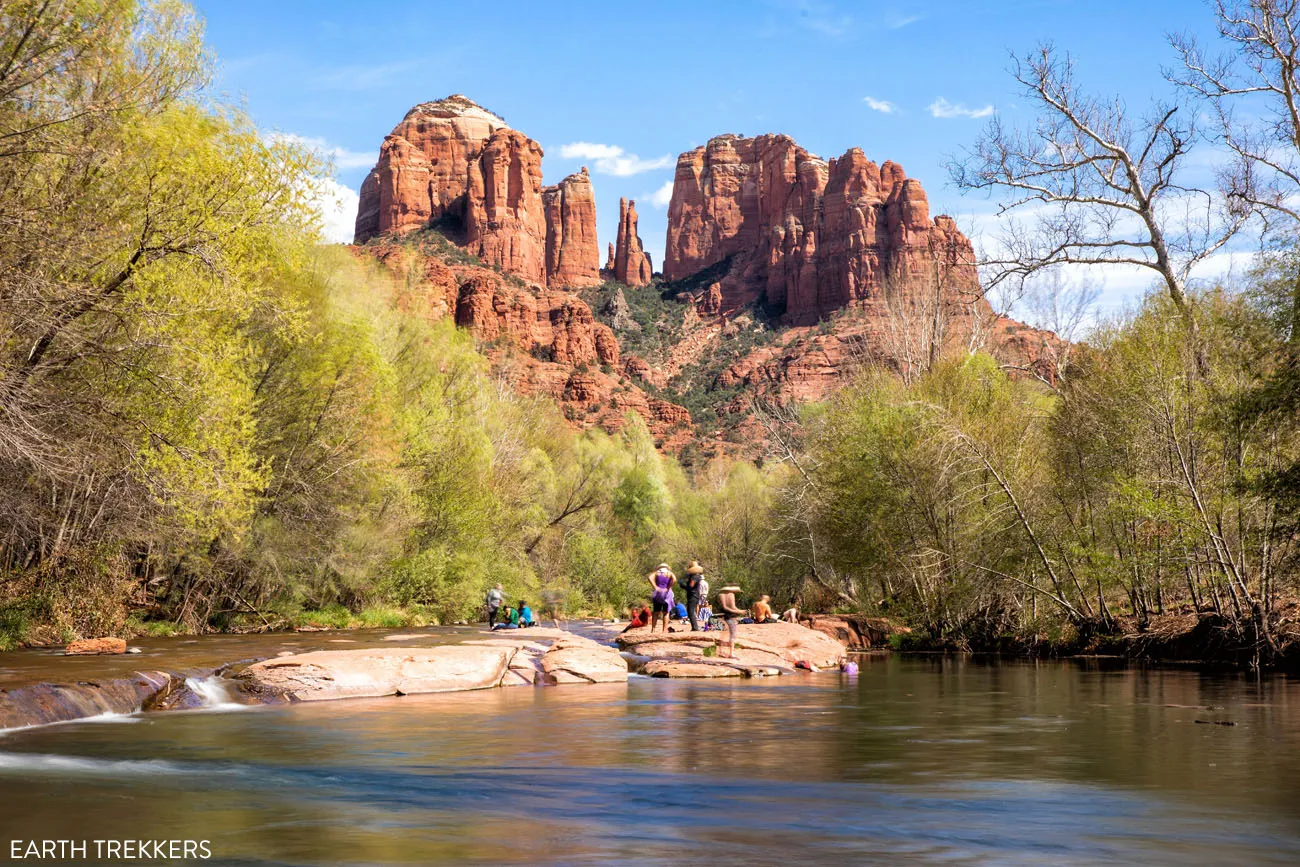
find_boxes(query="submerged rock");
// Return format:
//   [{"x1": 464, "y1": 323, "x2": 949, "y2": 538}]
[{"x1": 0, "y1": 671, "x2": 179, "y2": 730}]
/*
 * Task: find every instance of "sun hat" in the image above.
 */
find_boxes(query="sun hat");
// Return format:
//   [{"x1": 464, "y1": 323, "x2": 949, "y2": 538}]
[
  {"x1": 686, "y1": 561, "x2": 704, "y2": 574},
  {"x1": 720, "y1": 584, "x2": 741, "y2": 593},
  {"x1": 657, "y1": 562, "x2": 670, "y2": 571}
]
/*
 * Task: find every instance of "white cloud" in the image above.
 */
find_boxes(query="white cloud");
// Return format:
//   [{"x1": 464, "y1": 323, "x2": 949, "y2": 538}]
[
  {"x1": 310, "y1": 178, "x2": 359, "y2": 244},
  {"x1": 929, "y1": 97, "x2": 995, "y2": 120},
  {"x1": 648, "y1": 180, "x2": 675, "y2": 208},
  {"x1": 558, "y1": 141, "x2": 674, "y2": 176},
  {"x1": 863, "y1": 96, "x2": 898, "y2": 114},
  {"x1": 270, "y1": 132, "x2": 375, "y2": 171}
]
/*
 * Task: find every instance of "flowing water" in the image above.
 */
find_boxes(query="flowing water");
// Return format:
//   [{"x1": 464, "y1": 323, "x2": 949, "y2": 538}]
[{"x1": 1, "y1": 648, "x2": 1298, "y2": 866}]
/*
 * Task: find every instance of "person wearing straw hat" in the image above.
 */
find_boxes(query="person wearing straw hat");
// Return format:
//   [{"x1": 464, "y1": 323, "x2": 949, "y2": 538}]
[
  {"x1": 647, "y1": 562, "x2": 677, "y2": 633},
  {"x1": 682, "y1": 560, "x2": 706, "y2": 631},
  {"x1": 715, "y1": 583, "x2": 746, "y2": 658}
]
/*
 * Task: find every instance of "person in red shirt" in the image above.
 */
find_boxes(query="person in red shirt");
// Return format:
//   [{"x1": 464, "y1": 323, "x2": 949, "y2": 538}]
[{"x1": 622, "y1": 604, "x2": 651, "y2": 632}]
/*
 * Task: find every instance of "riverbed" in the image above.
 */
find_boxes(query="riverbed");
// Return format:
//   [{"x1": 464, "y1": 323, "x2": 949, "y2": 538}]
[{"x1": 0, "y1": 649, "x2": 1297, "y2": 865}]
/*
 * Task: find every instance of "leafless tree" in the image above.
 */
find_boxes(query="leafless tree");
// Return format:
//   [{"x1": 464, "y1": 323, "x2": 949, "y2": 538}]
[
  {"x1": 1171, "y1": 0, "x2": 1300, "y2": 228},
  {"x1": 950, "y1": 44, "x2": 1253, "y2": 341}
]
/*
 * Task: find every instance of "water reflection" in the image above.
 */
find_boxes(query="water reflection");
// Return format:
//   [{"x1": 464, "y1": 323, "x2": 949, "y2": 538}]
[{"x1": 0, "y1": 656, "x2": 1297, "y2": 865}]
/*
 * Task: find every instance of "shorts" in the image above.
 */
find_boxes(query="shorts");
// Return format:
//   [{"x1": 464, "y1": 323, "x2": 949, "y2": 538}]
[{"x1": 652, "y1": 599, "x2": 670, "y2": 614}]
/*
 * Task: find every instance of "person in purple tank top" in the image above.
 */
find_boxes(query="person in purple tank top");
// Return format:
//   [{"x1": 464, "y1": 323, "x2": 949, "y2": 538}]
[{"x1": 647, "y1": 562, "x2": 676, "y2": 633}]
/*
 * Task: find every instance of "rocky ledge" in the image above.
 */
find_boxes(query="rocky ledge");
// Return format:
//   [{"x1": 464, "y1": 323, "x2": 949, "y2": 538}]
[
  {"x1": 615, "y1": 621, "x2": 847, "y2": 678},
  {"x1": 238, "y1": 629, "x2": 627, "y2": 701}
]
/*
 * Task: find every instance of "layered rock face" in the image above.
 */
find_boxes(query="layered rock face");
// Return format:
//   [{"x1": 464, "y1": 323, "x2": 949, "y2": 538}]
[
  {"x1": 612, "y1": 198, "x2": 653, "y2": 286},
  {"x1": 355, "y1": 95, "x2": 509, "y2": 242},
  {"x1": 663, "y1": 134, "x2": 980, "y2": 324},
  {"x1": 543, "y1": 168, "x2": 602, "y2": 287},
  {"x1": 355, "y1": 95, "x2": 599, "y2": 288},
  {"x1": 465, "y1": 128, "x2": 547, "y2": 282}
]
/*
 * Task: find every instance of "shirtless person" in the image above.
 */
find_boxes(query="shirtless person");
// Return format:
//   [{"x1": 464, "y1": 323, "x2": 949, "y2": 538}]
[{"x1": 716, "y1": 584, "x2": 746, "y2": 658}]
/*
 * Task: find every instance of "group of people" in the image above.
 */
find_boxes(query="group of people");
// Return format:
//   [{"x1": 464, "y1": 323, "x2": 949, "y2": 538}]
[
  {"x1": 484, "y1": 583, "x2": 536, "y2": 630},
  {"x1": 636, "y1": 561, "x2": 800, "y2": 659}
]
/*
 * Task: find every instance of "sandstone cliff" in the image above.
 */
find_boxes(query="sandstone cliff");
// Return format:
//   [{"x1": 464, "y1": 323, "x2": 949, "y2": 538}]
[
  {"x1": 543, "y1": 168, "x2": 602, "y2": 288},
  {"x1": 663, "y1": 134, "x2": 981, "y2": 325},
  {"x1": 355, "y1": 95, "x2": 599, "y2": 289},
  {"x1": 612, "y1": 198, "x2": 653, "y2": 286}
]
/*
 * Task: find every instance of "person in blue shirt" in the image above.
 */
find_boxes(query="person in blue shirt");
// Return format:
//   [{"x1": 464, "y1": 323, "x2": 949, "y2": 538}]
[
  {"x1": 672, "y1": 601, "x2": 689, "y2": 621},
  {"x1": 518, "y1": 601, "x2": 535, "y2": 627}
]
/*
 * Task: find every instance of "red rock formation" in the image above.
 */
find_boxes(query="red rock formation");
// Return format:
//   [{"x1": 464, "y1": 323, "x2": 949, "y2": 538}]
[
  {"x1": 356, "y1": 95, "x2": 598, "y2": 288},
  {"x1": 663, "y1": 134, "x2": 980, "y2": 324},
  {"x1": 355, "y1": 95, "x2": 509, "y2": 243},
  {"x1": 613, "y1": 198, "x2": 653, "y2": 286},
  {"x1": 464, "y1": 129, "x2": 547, "y2": 282},
  {"x1": 542, "y1": 167, "x2": 601, "y2": 287},
  {"x1": 605, "y1": 242, "x2": 616, "y2": 273}
]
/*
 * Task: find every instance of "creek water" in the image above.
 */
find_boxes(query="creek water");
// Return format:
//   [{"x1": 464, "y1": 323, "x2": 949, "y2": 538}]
[{"x1": 0, "y1": 647, "x2": 1298, "y2": 866}]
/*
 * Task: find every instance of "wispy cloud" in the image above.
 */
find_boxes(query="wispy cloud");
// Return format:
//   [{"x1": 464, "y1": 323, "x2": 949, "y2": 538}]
[
  {"x1": 269, "y1": 133, "x2": 375, "y2": 170},
  {"x1": 647, "y1": 180, "x2": 675, "y2": 208},
  {"x1": 312, "y1": 59, "x2": 429, "y2": 93},
  {"x1": 886, "y1": 13, "x2": 925, "y2": 29},
  {"x1": 863, "y1": 96, "x2": 898, "y2": 114},
  {"x1": 558, "y1": 142, "x2": 673, "y2": 177},
  {"x1": 929, "y1": 97, "x2": 995, "y2": 119}
]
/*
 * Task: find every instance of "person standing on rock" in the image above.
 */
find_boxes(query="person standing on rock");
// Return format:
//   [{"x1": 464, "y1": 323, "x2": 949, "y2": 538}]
[
  {"x1": 486, "y1": 583, "x2": 504, "y2": 629},
  {"x1": 716, "y1": 584, "x2": 746, "y2": 658},
  {"x1": 648, "y1": 563, "x2": 676, "y2": 633},
  {"x1": 682, "y1": 561, "x2": 705, "y2": 631}
]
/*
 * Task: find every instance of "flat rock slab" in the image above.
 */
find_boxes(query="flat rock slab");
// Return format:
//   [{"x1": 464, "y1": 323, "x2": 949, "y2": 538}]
[
  {"x1": 618, "y1": 622, "x2": 844, "y2": 669},
  {"x1": 539, "y1": 636, "x2": 628, "y2": 684},
  {"x1": 239, "y1": 646, "x2": 514, "y2": 701},
  {"x1": 643, "y1": 660, "x2": 743, "y2": 678}
]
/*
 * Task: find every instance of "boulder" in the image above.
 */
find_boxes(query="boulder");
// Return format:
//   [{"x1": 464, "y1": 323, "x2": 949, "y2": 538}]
[
  {"x1": 238, "y1": 646, "x2": 514, "y2": 702},
  {"x1": 803, "y1": 614, "x2": 912, "y2": 649},
  {"x1": 65, "y1": 637, "x2": 127, "y2": 655}
]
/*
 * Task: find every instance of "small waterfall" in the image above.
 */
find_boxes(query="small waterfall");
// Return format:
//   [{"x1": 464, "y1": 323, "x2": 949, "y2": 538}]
[{"x1": 183, "y1": 675, "x2": 244, "y2": 711}]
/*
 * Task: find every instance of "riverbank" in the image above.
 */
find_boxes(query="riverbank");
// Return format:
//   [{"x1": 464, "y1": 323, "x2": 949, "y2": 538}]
[{"x1": 888, "y1": 610, "x2": 1300, "y2": 673}]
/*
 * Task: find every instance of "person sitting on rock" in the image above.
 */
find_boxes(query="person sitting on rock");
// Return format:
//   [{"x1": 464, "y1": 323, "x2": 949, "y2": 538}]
[
  {"x1": 671, "y1": 600, "x2": 689, "y2": 622},
  {"x1": 697, "y1": 602, "x2": 714, "y2": 629},
  {"x1": 621, "y1": 604, "x2": 651, "y2": 633},
  {"x1": 518, "y1": 601, "x2": 535, "y2": 628},
  {"x1": 752, "y1": 595, "x2": 778, "y2": 623},
  {"x1": 492, "y1": 605, "x2": 520, "y2": 630}
]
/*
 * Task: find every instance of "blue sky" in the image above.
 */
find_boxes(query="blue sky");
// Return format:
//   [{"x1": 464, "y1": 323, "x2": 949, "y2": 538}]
[{"x1": 199, "y1": 0, "x2": 1228, "y2": 311}]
